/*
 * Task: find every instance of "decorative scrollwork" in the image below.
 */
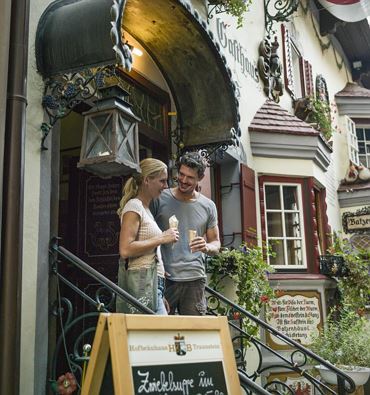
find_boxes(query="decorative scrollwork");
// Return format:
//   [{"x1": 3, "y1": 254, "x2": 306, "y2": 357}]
[
  {"x1": 171, "y1": 126, "x2": 239, "y2": 167},
  {"x1": 264, "y1": 0, "x2": 299, "y2": 35},
  {"x1": 258, "y1": 36, "x2": 284, "y2": 102},
  {"x1": 40, "y1": 65, "x2": 117, "y2": 150}
]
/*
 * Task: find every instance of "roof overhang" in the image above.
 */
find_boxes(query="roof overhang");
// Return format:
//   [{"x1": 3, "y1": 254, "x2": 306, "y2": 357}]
[
  {"x1": 35, "y1": 0, "x2": 240, "y2": 148},
  {"x1": 314, "y1": 0, "x2": 370, "y2": 88}
]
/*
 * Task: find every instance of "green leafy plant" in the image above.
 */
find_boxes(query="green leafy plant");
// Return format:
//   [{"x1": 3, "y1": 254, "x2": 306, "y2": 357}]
[
  {"x1": 208, "y1": 0, "x2": 252, "y2": 28},
  {"x1": 328, "y1": 234, "x2": 370, "y2": 312},
  {"x1": 207, "y1": 243, "x2": 275, "y2": 337},
  {"x1": 310, "y1": 233, "x2": 370, "y2": 370},
  {"x1": 309, "y1": 97, "x2": 332, "y2": 140},
  {"x1": 310, "y1": 306, "x2": 370, "y2": 368}
]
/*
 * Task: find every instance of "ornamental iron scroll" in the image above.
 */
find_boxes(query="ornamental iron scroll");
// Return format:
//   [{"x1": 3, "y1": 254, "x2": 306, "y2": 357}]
[
  {"x1": 40, "y1": 66, "x2": 118, "y2": 150},
  {"x1": 264, "y1": 0, "x2": 299, "y2": 35},
  {"x1": 171, "y1": 125, "x2": 240, "y2": 167},
  {"x1": 258, "y1": 36, "x2": 284, "y2": 103}
]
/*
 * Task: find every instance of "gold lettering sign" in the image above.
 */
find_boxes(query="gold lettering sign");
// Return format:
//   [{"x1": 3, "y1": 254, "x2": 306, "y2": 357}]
[{"x1": 347, "y1": 214, "x2": 370, "y2": 230}]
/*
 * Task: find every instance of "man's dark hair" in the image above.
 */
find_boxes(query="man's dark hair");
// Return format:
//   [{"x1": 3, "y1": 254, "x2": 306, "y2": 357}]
[{"x1": 177, "y1": 152, "x2": 207, "y2": 178}]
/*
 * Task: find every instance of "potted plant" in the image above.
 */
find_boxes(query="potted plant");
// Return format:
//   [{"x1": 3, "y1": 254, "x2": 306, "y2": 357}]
[
  {"x1": 310, "y1": 234, "x2": 370, "y2": 387},
  {"x1": 294, "y1": 96, "x2": 333, "y2": 140},
  {"x1": 208, "y1": 0, "x2": 252, "y2": 28},
  {"x1": 207, "y1": 243, "x2": 275, "y2": 337},
  {"x1": 310, "y1": 306, "x2": 370, "y2": 386}
]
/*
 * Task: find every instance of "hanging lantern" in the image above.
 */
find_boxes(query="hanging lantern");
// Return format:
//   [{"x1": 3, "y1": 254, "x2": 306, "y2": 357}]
[{"x1": 78, "y1": 85, "x2": 141, "y2": 177}]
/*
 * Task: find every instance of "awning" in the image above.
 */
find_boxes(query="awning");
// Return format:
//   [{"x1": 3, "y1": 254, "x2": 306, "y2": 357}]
[{"x1": 35, "y1": 0, "x2": 240, "y2": 148}]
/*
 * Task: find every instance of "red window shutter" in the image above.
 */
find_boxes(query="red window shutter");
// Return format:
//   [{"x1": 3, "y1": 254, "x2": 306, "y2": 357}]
[
  {"x1": 240, "y1": 164, "x2": 257, "y2": 245},
  {"x1": 304, "y1": 60, "x2": 314, "y2": 97}
]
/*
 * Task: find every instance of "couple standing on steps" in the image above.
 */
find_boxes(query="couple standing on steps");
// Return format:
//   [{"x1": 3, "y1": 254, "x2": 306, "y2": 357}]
[{"x1": 116, "y1": 152, "x2": 221, "y2": 316}]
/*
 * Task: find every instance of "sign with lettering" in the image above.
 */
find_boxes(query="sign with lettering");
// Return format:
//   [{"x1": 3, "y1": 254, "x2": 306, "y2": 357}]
[
  {"x1": 82, "y1": 314, "x2": 241, "y2": 395},
  {"x1": 344, "y1": 214, "x2": 370, "y2": 233},
  {"x1": 265, "y1": 291, "x2": 322, "y2": 349},
  {"x1": 84, "y1": 176, "x2": 122, "y2": 257},
  {"x1": 215, "y1": 18, "x2": 259, "y2": 84},
  {"x1": 342, "y1": 207, "x2": 370, "y2": 234}
]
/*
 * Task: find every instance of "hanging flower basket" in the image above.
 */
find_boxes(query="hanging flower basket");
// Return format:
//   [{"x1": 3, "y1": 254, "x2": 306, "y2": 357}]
[{"x1": 319, "y1": 255, "x2": 348, "y2": 277}]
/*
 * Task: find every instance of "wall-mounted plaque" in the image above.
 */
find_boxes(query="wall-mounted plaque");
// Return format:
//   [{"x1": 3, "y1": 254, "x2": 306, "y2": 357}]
[
  {"x1": 342, "y1": 206, "x2": 370, "y2": 234},
  {"x1": 265, "y1": 291, "x2": 323, "y2": 349},
  {"x1": 267, "y1": 372, "x2": 314, "y2": 395}
]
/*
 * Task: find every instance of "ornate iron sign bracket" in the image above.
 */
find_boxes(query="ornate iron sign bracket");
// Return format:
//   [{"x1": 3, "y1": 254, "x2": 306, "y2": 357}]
[{"x1": 264, "y1": 0, "x2": 299, "y2": 35}]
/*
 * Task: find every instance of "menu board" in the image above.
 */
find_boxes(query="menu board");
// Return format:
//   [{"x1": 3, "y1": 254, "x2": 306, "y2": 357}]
[{"x1": 81, "y1": 314, "x2": 241, "y2": 395}]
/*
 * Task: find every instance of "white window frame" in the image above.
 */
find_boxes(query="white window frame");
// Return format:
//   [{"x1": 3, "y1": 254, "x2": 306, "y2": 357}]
[
  {"x1": 355, "y1": 124, "x2": 370, "y2": 167},
  {"x1": 345, "y1": 116, "x2": 359, "y2": 165},
  {"x1": 264, "y1": 182, "x2": 307, "y2": 269}
]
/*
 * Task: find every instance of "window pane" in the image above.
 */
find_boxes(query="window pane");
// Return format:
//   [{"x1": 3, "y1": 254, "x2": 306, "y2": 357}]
[
  {"x1": 265, "y1": 186, "x2": 281, "y2": 209},
  {"x1": 267, "y1": 212, "x2": 283, "y2": 237},
  {"x1": 283, "y1": 186, "x2": 299, "y2": 210},
  {"x1": 359, "y1": 142, "x2": 366, "y2": 154},
  {"x1": 287, "y1": 239, "x2": 303, "y2": 265},
  {"x1": 359, "y1": 155, "x2": 367, "y2": 166},
  {"x1": 269, "y1": 241, "x2": 285, "y2": 265},
  {"x1": 367, "y1": 144, "x2": 370, "y2": 153},
  {"x1": 365, "y1": 129, "x2": 370, "y2": 140},
  {"x1": 356, "y1": 128, "x2": 364, "y2": 140},
  {"x1": 285, "y1": 213, "x2": 301, "y2": 237}
]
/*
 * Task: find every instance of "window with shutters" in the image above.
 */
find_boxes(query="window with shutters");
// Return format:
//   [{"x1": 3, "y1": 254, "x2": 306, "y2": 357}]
[
  {"x1": 259, "y1": 176, "x2": 330, "y2": 272},
  {"x1": 282, "y1": 24, "x2": 314, "y2": 100},
  {"x1": 355, "y1": 125, "x2": 370, "y2": 166},
  {"x1": 264, "y1": 183, "x2": 306, "y2": 267}
]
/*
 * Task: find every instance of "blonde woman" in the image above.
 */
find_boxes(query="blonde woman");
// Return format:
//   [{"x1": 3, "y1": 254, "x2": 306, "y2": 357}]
[{"x1": 116, "y1": 158, "x2": 179, "y2": 314}]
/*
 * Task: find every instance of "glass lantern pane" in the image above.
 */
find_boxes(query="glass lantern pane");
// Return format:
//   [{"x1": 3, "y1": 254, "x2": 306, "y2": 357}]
[
  {"x1": 85, "y1": 114, "x2": 113, "y2": 158},
  {"x1": 265, "y1": 185, "x2": 281, "y2": 209}
]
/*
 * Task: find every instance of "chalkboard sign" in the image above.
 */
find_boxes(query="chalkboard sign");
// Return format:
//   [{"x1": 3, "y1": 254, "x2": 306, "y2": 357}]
[
  {"x1": 82, "y1": 314, "x2": 241, "y2": 395},
  {"x1": 132, "y1": 362, "x2": 227, "y2": 394}
]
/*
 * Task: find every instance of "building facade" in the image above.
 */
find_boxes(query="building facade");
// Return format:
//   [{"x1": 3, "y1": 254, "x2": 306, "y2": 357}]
[{"x1": 1, "y1": 0, "x2": 370, "y2": 393}]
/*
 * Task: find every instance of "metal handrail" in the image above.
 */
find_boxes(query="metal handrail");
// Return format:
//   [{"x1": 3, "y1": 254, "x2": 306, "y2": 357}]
[
  {"x1": 50, "y1": 240, "x2": 356, "y2": 395},
  {"x1": 49, "y1": 241, "x2": 271, "y2": 394},
  {"x1": 205, "y1": 286, "x2": 356, "y2": 394},
  {"x1": 50, "y1": 242, "x2": 154, "y2": 315}
]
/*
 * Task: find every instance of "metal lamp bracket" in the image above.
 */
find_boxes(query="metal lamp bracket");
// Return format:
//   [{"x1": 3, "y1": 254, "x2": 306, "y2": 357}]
[{"x1": 40, "y1": 65, "x2": 118, "y2": 150}]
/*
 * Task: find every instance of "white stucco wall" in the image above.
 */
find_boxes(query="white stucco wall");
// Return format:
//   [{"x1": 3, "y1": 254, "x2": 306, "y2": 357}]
[
  {"x1": 201, "y1": 0, "x2": 352, "y2": 236},
  {"x1": 21, "y1": 0, "x2": 50, "y2": 392}
]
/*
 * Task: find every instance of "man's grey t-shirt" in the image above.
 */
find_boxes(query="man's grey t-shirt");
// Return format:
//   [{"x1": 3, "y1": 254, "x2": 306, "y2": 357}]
[{"x1": 152, "y1": 189, "x2": 218, "y2": 281}]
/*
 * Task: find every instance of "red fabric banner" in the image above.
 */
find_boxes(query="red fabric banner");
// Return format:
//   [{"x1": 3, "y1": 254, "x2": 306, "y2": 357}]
[{"x1": 317, "y1": 0, "x2": 370, "y2": 21}]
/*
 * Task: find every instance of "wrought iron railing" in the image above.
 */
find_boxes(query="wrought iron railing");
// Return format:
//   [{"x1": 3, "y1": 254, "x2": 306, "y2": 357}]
[{"x1": 49, "y1": 240, "x2": 356, "y2": 395}]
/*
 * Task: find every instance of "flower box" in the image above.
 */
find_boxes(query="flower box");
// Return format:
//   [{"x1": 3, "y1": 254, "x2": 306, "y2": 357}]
[{"x1": 319, "y1": 255, "x2": 348, "y2": 277}]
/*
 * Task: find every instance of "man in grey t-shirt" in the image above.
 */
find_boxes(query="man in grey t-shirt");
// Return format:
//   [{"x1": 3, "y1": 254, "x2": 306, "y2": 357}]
[{"x1": 152, "y1": 152, "x2": 221, "y2": 315}]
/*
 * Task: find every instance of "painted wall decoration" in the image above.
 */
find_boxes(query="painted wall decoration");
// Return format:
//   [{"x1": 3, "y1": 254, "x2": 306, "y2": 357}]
[
  {"x1": 215, "y1": 18, "x2": 260, "y2": 84},
  {"x1": 266, "y1": 291, "x2": 322, "y2": 349},
  {"x1": 268, "y1": 372, "x2": 313, "y2": 395}
]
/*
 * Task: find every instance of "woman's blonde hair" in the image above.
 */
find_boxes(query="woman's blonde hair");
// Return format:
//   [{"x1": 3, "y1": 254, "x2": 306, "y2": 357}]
[{"x1": 117, "y1": 158, "x2": 167, "y2": 217}]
